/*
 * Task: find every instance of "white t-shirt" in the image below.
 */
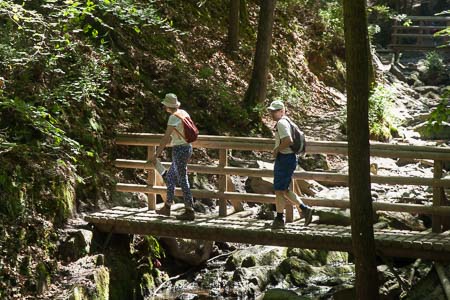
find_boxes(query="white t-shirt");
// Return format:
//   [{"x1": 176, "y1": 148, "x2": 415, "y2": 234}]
[
  {"x1": 275, "y1": 117, "x2": 294, "y2": 154},
  {"x1": 167, "y1": 109, "x2": 190, "y2": 146}
]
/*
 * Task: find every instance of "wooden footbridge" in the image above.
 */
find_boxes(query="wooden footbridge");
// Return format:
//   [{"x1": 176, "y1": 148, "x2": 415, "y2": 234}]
[
  {"x1": 86, "y1": 134, "x2": 450, "y2": 260},
  {"x1": 388, "y1": 16, "x2": 450, "y2": 54}
]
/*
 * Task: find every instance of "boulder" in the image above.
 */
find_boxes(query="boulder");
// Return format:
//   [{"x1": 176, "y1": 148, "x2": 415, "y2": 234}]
[
  {"x1": 263, "y1": 288, "x2": 307, "y2": 300},
  {"x1": 377, "y1": 211, "x2": 426, "y2": 231},
  {"x1": 414, "y1": 121, "x2": 450, "y2": 140},
  {"x1": 277, "y1": 257, "x2": 314, "y2": 286},
  {"x1": 225, "y1": 246, "x2": 286, "y2": 271},
  {"x1": 246, "y1": 177, "x2": 274, "y2": 195},
  {"x1": 414, "y1": 86, "x2": 441, "y2": 95},
  {"x1": 315, "y1": 208, "x2": 351, "y2": 226},
  {"x1": 298, "y1": 154, "x2": 329, "y2": 171},
  {"x1": 161, "y1": 238, "x2": 213, "y2": 266},
  {"x1": 58, "y1": 229, "x2": 93, "y2": 262}
]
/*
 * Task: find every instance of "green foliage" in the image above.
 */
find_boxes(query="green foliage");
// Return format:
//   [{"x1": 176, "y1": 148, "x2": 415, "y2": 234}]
[
  {"x1": 434, "y1": 27, "x2": 450, "y2": 47},
  {"x1": 424, "y1": 51, "x2": 446, "y2": 77},
  {"x1": 0, "y1": 163, "x2": 26, "y2": 220},
  {"x1": 427, "y1": 90, "x2": 450, "y2": 131},
  {"x1": 145, "y1": 236, "x2": 164, "y2": 259},
  {"x1": 318, "y1": 0, "x2": 344, "y2": 48},
  {"x1": 434, "y1": 10, "x2": 450, "y2": 47},
  {"x1": 420, "y1": 51, "x2": 448, "y2": 85},
  {"x1": 271, "y1": 79, "x2": 311, "y2": 107},
  {"x1": 1, "y1": 98, "x2": 81, "y2": 154},
  {"x1": 368, "y1": 84, "x2": 396, "y2": 141},
  {"x1": 339, "y1": 84, "x2": 396, "y2": 141},
  {"x1": 277, "y1": 0, "x2": 315, "y2": 11}
]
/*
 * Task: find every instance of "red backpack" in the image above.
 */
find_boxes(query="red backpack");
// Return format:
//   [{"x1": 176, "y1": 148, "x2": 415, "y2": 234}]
[{"x1": 173, "y1": 111, "x2": 199, "y2": 143}]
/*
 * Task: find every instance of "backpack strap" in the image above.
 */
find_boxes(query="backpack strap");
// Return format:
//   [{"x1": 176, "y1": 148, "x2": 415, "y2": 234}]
[
  {"x1": 171, "y1": 111, "x2": 187, "y2": 141},
  {"x1": 279, "y1": 116, "x2": 295, "y2": 137}
]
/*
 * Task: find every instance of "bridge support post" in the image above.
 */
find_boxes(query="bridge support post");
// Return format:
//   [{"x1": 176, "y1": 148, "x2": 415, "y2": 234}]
[
  {"x1": 219, "y1": 149, "x2": 228, "y2": 217},
  {"x1": 433, "y1": 160, "x2": 444, "y2": 233},
  {"x1": 392, "y1": 20, "x2": 400, "y2": 63},
  {"x1": 147, "y1": 146, "x2": 156, "y2": 210}
]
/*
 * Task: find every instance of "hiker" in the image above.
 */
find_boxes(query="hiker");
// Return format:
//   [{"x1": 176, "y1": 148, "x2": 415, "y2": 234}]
[
  {"x1": 150, "y1": 93, "x2": 196, "y2": 221},
  {"x1": 268, "y1": 100, "x2": 313, "y2": 229}
]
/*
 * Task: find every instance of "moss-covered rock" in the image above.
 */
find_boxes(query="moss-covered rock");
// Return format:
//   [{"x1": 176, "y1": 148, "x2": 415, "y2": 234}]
[
  {"x1": 58, "y1": 229, "x2": 93, "y2": 262},
  {"x1": 94, "y1": 266, "x2": 110, "y2": 300},
  {"x1": 241, "y1": 256, "x2": 257, "y2": 268},
  {"x1": 287, "y1": 248, "x2": 348, "y2": 266},
  {"x1": 277, "y1": 257, "x2": 313, "y2": 286},
  {"x1": 287, "y1": 248, "x2": 328, "y2": 266},
  {"x1": 263, "y1": 288, "x2": 308, "y2": 300},
  {"x1": 225, "y1": 246, "x2": 287, "y2": 270},
  {"x1": 36, "y1": 262, "x2": 51, "y2": 294}
]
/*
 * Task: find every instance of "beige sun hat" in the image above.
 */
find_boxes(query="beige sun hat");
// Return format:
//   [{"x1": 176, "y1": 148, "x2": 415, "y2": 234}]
[
  {"x1": 267, "y1": 100, "x2": 285, "y2": 111},
  {"x1": 161, "y1": 93, "x2": 180, "y2": 108}
]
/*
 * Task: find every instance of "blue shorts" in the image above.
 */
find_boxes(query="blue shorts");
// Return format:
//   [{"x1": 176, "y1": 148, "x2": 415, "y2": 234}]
[{"x1": 273, "y1": 153, "x2": 297, "y2": 191}]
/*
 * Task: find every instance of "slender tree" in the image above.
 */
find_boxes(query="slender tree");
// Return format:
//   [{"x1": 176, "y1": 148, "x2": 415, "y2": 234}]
[
  {"x1": 243, "y1": 0, "x2": 277, "y2": 109},
  {"x1": 227, "y1": 0, "x2": 240, "y2": 53},
  {"x1": 343, "y1": 0, "x2": 380, "y2": 299}
]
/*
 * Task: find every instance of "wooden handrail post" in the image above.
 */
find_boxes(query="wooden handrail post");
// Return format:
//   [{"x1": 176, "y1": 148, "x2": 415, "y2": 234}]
[
  {"x1": 433, "y1": 160, "x2": 444, "y2": 233},
  {"x1": 219, "y1": 149, "x2": 228, "y2": 216},
  {"x1": 418, "y1": 20, "x2": 424, "y2": 47},
  {"x1": 147, "y1": 146, "x2": 156, "y2": 210}
]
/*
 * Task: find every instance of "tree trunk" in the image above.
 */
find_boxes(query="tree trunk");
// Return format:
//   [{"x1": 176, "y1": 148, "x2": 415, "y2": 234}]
[
  {"x1": 243, "y1": 0, "x2": 277, "y2": 110},
  {"x1": 227, "y1": 0, "x2": 240, "y2": 53},
  {"x1": 343, "y1": 0, "x2": 380, "y2": 299}
]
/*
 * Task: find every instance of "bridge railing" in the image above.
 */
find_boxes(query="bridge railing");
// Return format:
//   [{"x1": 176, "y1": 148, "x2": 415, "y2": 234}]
[
  {"x1": 114, "y1": 133, "x2": 450, "y2": 233},
  {"x1": 389, "y1": 16, "x2": 450, "y2": 52}
]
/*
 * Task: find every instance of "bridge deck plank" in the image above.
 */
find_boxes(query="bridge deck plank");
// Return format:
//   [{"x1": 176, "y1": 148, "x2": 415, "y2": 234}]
[{"x1": 86, "y1": 207, "x2": 450, "y2": 261}]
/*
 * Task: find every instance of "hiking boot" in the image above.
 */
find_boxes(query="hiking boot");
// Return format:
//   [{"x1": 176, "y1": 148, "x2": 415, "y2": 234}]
[
  {"x1": 156, "y1": 204, "x2": 171, "y2": 216},
  {"x1": 301, "y1": 207, "x2": 314, "y2": 226},
  {"x1": 176, "y1": 208, "x2": 195, "y2": 221},
  {"x1": 271, "y1": 217, "x2": 285, "y2": 230}
]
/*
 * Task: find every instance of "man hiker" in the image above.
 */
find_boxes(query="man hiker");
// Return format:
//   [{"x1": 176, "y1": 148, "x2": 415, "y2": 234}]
[
  {"x1": 150, "y1": 93, "x2": 196, "y2": 221},
  {"x1": 268, "y1": 100, "x2": 314, "y2": 229}
]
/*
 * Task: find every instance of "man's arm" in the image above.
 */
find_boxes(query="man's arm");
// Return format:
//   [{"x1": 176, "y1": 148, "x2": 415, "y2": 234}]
[{"x1": 273, "y1": 136, "x2": 293, "y2": 157}]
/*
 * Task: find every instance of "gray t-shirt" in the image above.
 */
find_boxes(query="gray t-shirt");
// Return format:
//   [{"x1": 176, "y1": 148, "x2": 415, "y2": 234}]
[
  {"x1": 275, "y1": 117, "x2": 294, "y2": 154},
  {"x1": 167, "y1": 109, "x2": 190, "y2": 146}
]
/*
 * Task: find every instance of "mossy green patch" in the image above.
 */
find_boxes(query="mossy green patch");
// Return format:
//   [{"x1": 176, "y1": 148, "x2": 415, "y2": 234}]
[{"x1": 94, "y1": 266, "x2": 110, "y2": 300}]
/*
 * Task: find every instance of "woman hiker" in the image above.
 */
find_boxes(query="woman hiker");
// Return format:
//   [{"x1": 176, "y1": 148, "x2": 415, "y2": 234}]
[
  {"x1": 268, "y1": 100, "x2": 314, "y2": 229},
  {"x1": 150, "y1": 93, "x2": 195, "y2": 221}
]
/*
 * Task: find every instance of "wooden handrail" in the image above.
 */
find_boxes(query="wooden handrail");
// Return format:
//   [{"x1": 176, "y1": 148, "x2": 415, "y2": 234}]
[
  {"x1": 392, "y1": 34, "x2": 436, "y2": 38},
  {"x1": 407, "y1": 16, "x2": 450, "y2": 22},
  {"x1": 116, "y1": 133, "x2": 450, "y2": 160},
  {"x1": 389, "y1": 15, "x2": 450, "y2": 54},
  {"x1": 115, "y1": 133, "x2": 450, "y2": 232},
  {"x1": 114, "y1": 159, "x2": 450, "y2": 187},
  {"x1": 115, "y1": 183, "x2": 450, "y2": 217},
  {"x1": 392, "y1": 25, "x2": 446, "y2": 30}
]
